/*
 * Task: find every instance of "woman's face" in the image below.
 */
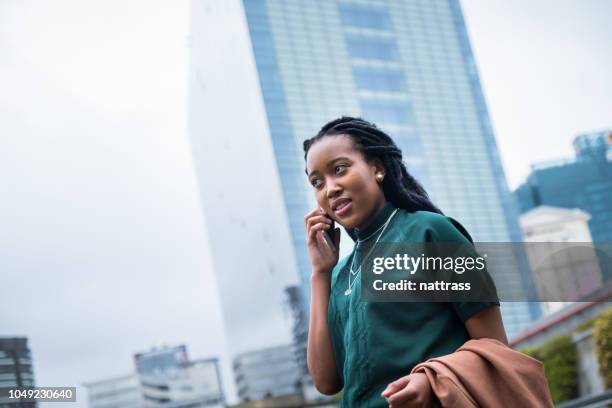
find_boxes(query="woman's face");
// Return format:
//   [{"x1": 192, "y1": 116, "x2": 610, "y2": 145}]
[{"x1": 305, "y1": 134, "x2": 387, "y2": 231}]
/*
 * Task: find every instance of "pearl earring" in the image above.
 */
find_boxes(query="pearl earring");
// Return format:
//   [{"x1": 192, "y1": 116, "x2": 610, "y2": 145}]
[{"x1": 376, "y1": 173, "x2": 384, "y2": 182}]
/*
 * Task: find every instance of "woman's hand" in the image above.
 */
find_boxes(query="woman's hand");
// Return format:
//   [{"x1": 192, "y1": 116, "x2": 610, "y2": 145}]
[
  {"x1": 305, "y1": 209, "x2": 342, "y2": 394},
  {"x1": 304, "y1": 208, "x2": 340, "y2": 275},
  {"x1": 381, "y1": 373, "x2": 433, "y2": 408}
]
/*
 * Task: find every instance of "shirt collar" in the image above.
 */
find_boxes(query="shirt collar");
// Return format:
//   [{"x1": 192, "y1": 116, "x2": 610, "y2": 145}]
[{"x1": 346, "y1": 201, "x2": 396, "y2": 242}]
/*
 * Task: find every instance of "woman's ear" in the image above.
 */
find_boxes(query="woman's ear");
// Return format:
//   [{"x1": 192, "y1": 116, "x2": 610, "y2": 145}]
[{"x1": 371, "y1": 159, "x2": 385, "y2": 180}]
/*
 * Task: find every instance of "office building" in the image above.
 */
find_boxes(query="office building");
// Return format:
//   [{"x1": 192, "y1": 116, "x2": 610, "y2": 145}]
[
  {"x1": 190, "y1": 1, "x2": 540, "y2": 397},
  {"x1": 0, "y1": 338, "x2": 36, "y2": 408},
  {"x1": 519, "y1": 206, "x2": 603, "y2": 316},
  {"x1": 516, "y1": 130, "x2": 612, "y2": 245},
  {"x1": 233, "y1": 345, "x2": 301, "y2": 402},
  {"x1": 84, "y1": 374, "x2": 142, "y2": 408},
  {"x1": 137, "y1": 359, "x2": 224, "y2": 408},
  {"x1": 84, "y1": 346, "x2": 223, "y2": 408},
  {"x1": 284, "y1": 286, "x2": 307, "y2": 376},
  {"x1": 135, "y1": 345, "x2": 190, "y2": 377},
  {"x1": 135, "y1": 346, "x2": 224, "y2": 407}
]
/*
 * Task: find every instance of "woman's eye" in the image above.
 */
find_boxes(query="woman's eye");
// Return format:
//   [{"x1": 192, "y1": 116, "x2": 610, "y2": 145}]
[
  {"x1": 335, "y1": 165, "x2": 347, "y2": 174},
  {"x1": 311, "y1": 178, "x2": 323, "y2": 188}
]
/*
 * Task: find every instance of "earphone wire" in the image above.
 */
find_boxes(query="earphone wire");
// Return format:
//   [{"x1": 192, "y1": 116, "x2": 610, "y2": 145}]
[{"x1": 347, "y1": 208, "x2": 398, "y2": 293}]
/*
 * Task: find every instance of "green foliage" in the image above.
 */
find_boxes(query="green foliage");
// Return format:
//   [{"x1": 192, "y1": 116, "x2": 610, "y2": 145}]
[
  {"x1": 518, "y1": 307, "x2": 612, "y2": 404},
  {"x1": 520, "y1": 335, "x2": 577, "y2": 404},
  {"x1": 575, "y1": 316, "x2": 597, "y2": 332},
  {"x1": 542, "y1": 336, "x2": 578, "y2": 403},
  {"x1": 522, "y1": 346, "x2": 542, "y2": 360},
  {"x1": 593, "y1": 307, "x2": 612, "y2": 388}
]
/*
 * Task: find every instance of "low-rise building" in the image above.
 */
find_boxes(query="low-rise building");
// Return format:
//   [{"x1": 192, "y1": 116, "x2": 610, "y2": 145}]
[
  {"x1": 233, "y1": 345, "x2": 301, "y2": 402},
  {"x1": 519, "y1": 205, "x2": 603, "y2": 315},
  {"x1": 135, "y1": 346, "x2": 224, "y2": 408},
  {"x1": 84, "y1": 374, "x2": 142, "y2": 408}
]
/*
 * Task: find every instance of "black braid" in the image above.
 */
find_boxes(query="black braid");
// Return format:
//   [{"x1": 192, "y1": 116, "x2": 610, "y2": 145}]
[{"x1": 303, "y1": 116, "x2": 443, "y2": 215}]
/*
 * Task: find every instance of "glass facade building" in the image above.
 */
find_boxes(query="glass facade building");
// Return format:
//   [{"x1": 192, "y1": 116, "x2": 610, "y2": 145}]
[
  {"x1": 515, "y1": 130, "x2": 612, "y2": 245},
  {"x1": 240, "y1": 0, "x2": 538, "y2": 337},
  {"x1": 233, "y1": 345, "x2": 301, "y2": 402},
  {"x1": 134, "y1": 346, "x2": 225, "y2": 407},
  {"x1": 0, "y1": 337, "x2": 36, "y2": 408},
  {"x1": 190, "y1": 0, "x2": 541, "y2": 399},
  {"x1": 84, "y1": 374, "x2": 143, "y2": 408},
  {"x1": 134, "y1": 345, "x2": 189, "y2": 377}
]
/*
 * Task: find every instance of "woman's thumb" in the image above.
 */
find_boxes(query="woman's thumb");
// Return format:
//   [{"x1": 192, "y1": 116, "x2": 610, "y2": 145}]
[{"x1": 381, "y1": 375, "x2": 411, "y2": 398}]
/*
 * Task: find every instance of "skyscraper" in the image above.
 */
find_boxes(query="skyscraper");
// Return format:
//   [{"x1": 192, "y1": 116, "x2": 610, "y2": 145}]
[
  {"x1": 190, "y1": 0, "x2": 539, "y2": 399},
  {"x1": 0, "y1": 337, "x2": 36, "y2": 408},
  {"x1": 515, "y1": 130, "x2": 612, "y2": 245}
]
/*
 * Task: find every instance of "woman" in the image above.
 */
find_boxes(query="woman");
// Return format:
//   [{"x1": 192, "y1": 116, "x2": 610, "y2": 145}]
[{"x1": 303, "y1": 117, "x2": 508, "y2": 408}]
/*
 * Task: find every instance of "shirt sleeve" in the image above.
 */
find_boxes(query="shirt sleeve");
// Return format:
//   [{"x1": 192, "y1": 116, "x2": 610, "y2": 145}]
[
  {"x1": 452, "y1": 300, "x2": 500, "y2": 322},
  {"x1": 420, "y1": 212, "x2": 501, "y2": 321}
]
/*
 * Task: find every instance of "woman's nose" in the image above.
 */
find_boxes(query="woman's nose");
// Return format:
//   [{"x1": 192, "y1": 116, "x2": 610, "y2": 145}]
[{"x1": 326, "y1": 179, "x2": 342, "y2": 198}]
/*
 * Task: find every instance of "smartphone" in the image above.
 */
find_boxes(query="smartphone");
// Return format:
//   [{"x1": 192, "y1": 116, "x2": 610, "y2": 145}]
[{"x1": 322, "y1": 213, "x2": 336, "y2": 252}]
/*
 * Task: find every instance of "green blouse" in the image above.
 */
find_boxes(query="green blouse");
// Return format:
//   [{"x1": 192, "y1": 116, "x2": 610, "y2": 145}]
[{"x1": 328, "y1": 202, "x2": 500, "y2": 407}]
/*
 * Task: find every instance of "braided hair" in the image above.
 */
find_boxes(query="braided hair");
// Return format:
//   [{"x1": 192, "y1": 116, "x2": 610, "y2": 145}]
[{"x1": 303, "y1": 116, "x2": 443, "y2": 215}]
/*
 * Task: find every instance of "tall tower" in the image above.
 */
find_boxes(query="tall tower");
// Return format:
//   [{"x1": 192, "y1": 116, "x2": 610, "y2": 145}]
[
  {"x1": 516, "y1": 130, "x2": 612, "y2": 245},
  {"x1": 189, "y1": 0, "x2": 539, "y2": 398},
  {"x1": 0, "y1": 337, "x2": 37, "y2": 408}
]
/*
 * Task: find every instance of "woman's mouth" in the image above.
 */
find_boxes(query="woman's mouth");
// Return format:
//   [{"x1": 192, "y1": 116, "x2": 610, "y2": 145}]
[{"x1": 332, "y1": 199, "x2": 353, "y2": 217}]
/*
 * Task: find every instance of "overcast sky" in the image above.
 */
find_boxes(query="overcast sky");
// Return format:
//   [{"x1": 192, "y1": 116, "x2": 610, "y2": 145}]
[
  {"x1": 1, "y1": 0, "x2": 611, "y2": 407},
  {"x1": 462, "y1": 0, "x2": 612, "y2": 187}
]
